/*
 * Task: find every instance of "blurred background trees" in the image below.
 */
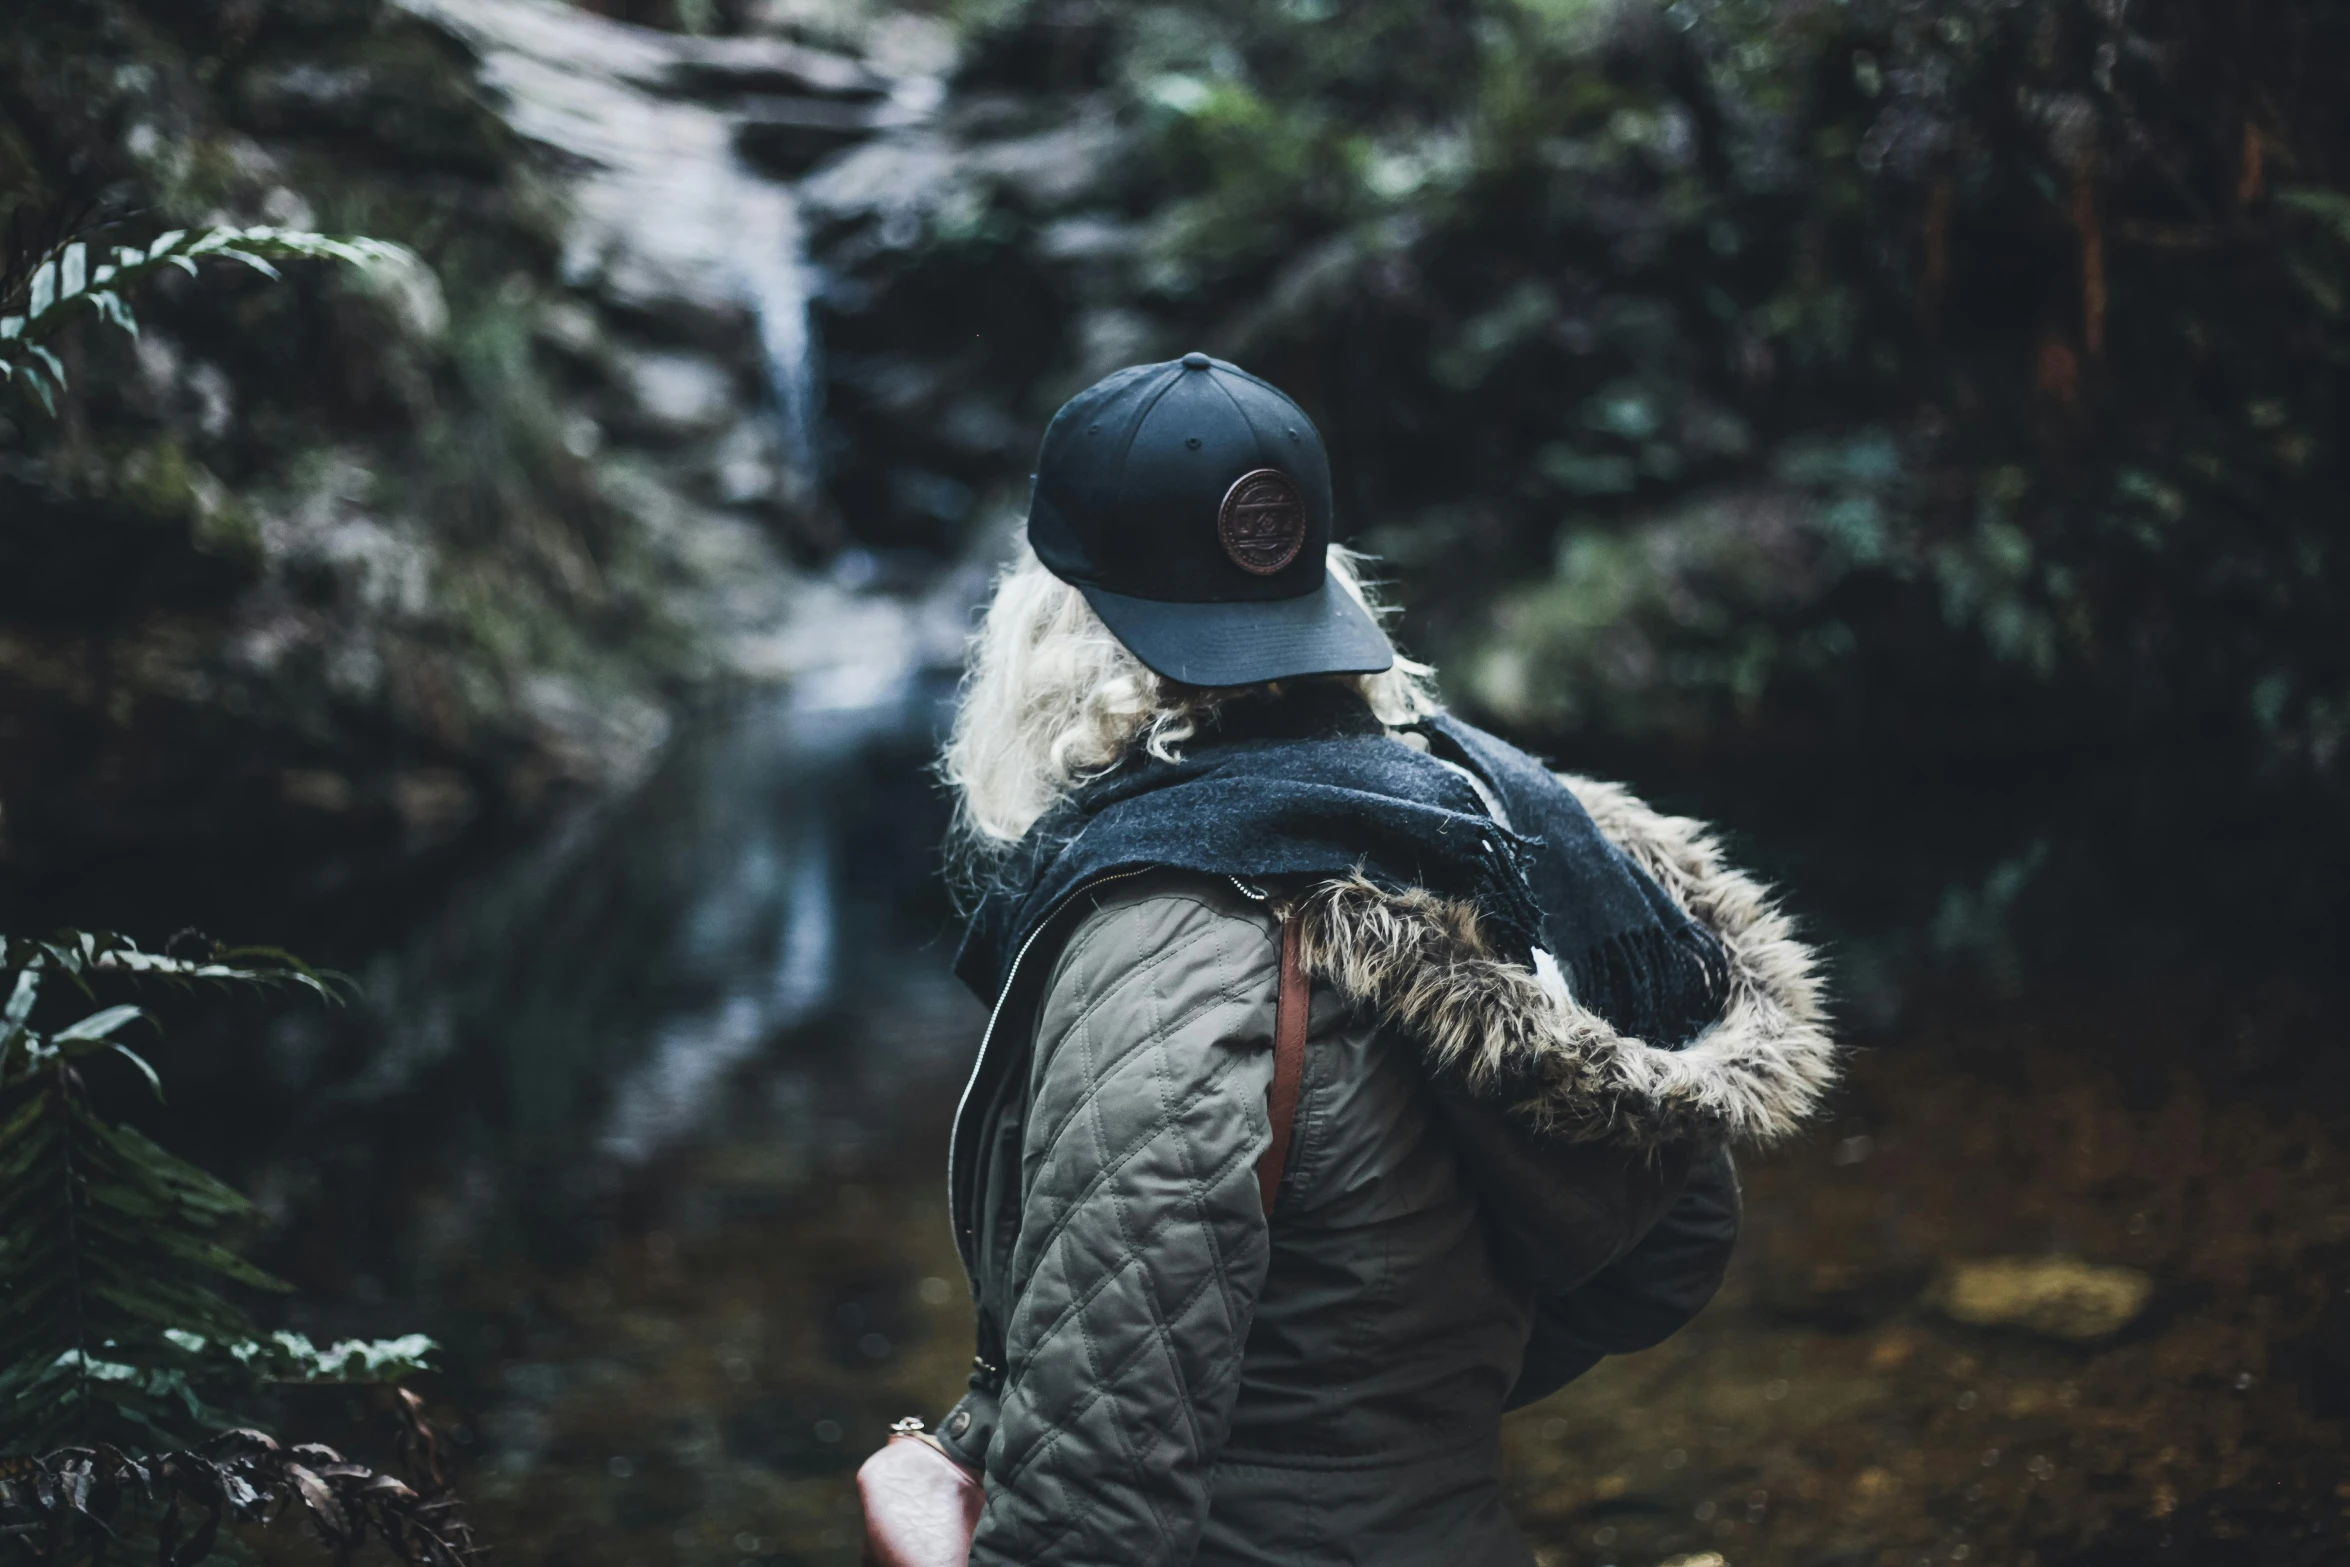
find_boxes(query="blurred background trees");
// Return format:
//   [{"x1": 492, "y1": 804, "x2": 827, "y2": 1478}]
[{"x1": 813, "y1": 0, "x2": 2350, "y2": 1000}]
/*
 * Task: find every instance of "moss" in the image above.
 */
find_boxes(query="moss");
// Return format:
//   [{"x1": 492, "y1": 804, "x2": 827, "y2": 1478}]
[{"x1": 0, "y1": 0, "x2": 762, "y2": 865}]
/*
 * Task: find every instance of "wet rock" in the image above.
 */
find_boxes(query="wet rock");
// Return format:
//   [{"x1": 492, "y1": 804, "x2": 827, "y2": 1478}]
[
  {"x1": 654, "y1": 34, "x2": 890, "y2": 102},
  {"x1": 616, "y1": 351, "x2": 739, "y2": 438},
  {"x1": 1928, "y1": 1256, "x2": 2154, "y2": 1343},
  {"x1": 960, "y1": 113, "x2": 1127, "y2": 209},
  {"x1": 734, "y1": 95, "x2": 890, "y2": 176}
]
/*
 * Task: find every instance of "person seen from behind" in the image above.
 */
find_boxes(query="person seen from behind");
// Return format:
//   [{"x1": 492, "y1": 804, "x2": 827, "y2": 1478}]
[{"x1": 885, "y1": 352, "x2": 1837, "y2": 1565}]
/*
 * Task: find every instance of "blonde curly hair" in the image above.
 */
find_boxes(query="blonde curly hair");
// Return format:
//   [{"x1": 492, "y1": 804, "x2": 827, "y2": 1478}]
[{"x1": 939, "y1": 540, "x2": 1441, "y2": 873}]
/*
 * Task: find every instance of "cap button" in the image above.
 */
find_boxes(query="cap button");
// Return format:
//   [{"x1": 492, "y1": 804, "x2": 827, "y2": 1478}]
[{"x1": 1180, "y1": 351, "x2": 1211, "y2": 369}]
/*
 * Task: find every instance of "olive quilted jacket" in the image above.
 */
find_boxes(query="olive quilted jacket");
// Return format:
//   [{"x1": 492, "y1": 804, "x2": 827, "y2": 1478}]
[{"x1": 936, "y1": 775, "x2": 1830, "y2": 1566}]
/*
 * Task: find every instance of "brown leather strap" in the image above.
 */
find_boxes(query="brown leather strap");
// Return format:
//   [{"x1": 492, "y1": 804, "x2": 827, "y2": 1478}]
[{"x1": 1256, "y1": 911, "x2": 1309, "y2": 1217}]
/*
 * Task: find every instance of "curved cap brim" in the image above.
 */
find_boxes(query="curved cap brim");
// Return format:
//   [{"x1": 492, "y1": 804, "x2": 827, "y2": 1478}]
[{"x1": 1080, "y1": 571, "x2": 1396, "y2": 688}]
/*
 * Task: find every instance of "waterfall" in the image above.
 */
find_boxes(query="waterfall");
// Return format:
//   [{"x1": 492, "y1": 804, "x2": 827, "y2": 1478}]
[
  {"x1": 395, "y1": 0, "x2": 845, "y2": 502},
  {"x1": 346, "y1": 0, "x2": 982, "y2": 1174},
  {"x1": 740, "y1": 200, "x2": 823, "y2": 501}
]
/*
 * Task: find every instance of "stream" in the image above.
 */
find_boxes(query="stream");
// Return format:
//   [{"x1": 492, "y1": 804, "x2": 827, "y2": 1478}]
[{"x1": 221, "y1": 662, "x2": 994, "y2": 1567}]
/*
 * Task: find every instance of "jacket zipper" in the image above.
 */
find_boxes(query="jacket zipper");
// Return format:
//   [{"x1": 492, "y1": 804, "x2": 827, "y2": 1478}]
[{"x1": 949, "y1": 866, "x2": 1153, "y2": 1266}]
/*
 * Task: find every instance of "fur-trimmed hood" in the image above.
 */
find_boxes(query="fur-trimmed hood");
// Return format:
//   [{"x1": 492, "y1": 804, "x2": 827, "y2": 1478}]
[{"x1": 1294, "y1": 774, "x2": 1835, "y2": 1151}]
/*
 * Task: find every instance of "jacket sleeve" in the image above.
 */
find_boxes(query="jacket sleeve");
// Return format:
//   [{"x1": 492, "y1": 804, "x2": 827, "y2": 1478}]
[
  {"x1": 1507, "y1": 1142, "x2": 1741, "y2": 1407},
  {"x1": 969, "y1": 881, "x2": 1280, "y2": 1567}
]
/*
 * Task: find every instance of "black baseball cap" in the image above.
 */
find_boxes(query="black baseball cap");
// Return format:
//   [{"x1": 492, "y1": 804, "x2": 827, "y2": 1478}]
[{"x1": 1026, "y1": 352, "x2": 1394, "y2": 688}]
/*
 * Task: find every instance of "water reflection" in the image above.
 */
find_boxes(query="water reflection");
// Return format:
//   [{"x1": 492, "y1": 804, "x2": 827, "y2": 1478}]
[{"x1": 202, "y1": 667, "x2": 983, "y2": 1566}]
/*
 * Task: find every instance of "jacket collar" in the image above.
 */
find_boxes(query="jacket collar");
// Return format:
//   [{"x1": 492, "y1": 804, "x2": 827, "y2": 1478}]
[{"x1": 1297, "y1": 772, "x2": 1835, "y2": 1149}]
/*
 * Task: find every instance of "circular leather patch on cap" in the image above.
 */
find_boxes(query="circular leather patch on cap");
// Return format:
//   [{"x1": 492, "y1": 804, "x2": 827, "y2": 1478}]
[{"x1": 1217, "y1": 468, "x2": 1307, "y2": 576}]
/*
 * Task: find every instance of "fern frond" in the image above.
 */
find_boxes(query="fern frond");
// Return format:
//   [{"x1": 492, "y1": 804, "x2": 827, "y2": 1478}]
[
  {"x1": 0, "y1": 225, "x2": 427, "y2": 411},
  {"x1": 0, "y1": 931, "x2": 370, "y2": 1453}
]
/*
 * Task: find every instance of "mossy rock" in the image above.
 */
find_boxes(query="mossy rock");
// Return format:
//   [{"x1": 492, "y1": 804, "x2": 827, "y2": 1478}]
[{"x1": 1927, "y1": 1256, "x2": 2154, "y2": 1344}]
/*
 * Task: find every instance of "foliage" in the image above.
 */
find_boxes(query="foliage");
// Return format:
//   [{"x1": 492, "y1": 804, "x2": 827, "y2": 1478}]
[
  {"x1": 0, "y1": 1413, "x2": 479, "y2": 1567},
  {"x1": 0, "y1": 0, "x2": 724, "y2": 879},
  {"x1": 818, "y1": 0, "x2": 2350, "y2": 788},
  {"x1": 1681, "y1": 0, "x2": 2350, "y2": 774},
  {"x1": 0, "y1": 227, "x2": 420, "y2": 415},
  {"x1": 0, "y1": 932, "x2": 435, "y2": 1457}
]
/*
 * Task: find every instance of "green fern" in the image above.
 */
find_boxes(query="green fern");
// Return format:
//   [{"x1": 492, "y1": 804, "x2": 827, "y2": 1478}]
[
  {"x1": 0, "y1": 934, "x2": 426, "y2": 1454},
  {"x1": 0, "y1": 226, "x2": 422, "y2": 414}
]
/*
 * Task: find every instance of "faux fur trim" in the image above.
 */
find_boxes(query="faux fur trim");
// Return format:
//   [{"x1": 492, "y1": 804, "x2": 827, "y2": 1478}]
[{"x1": 1292, "y1": 775, "x2": 1835, "y2": 1149}]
